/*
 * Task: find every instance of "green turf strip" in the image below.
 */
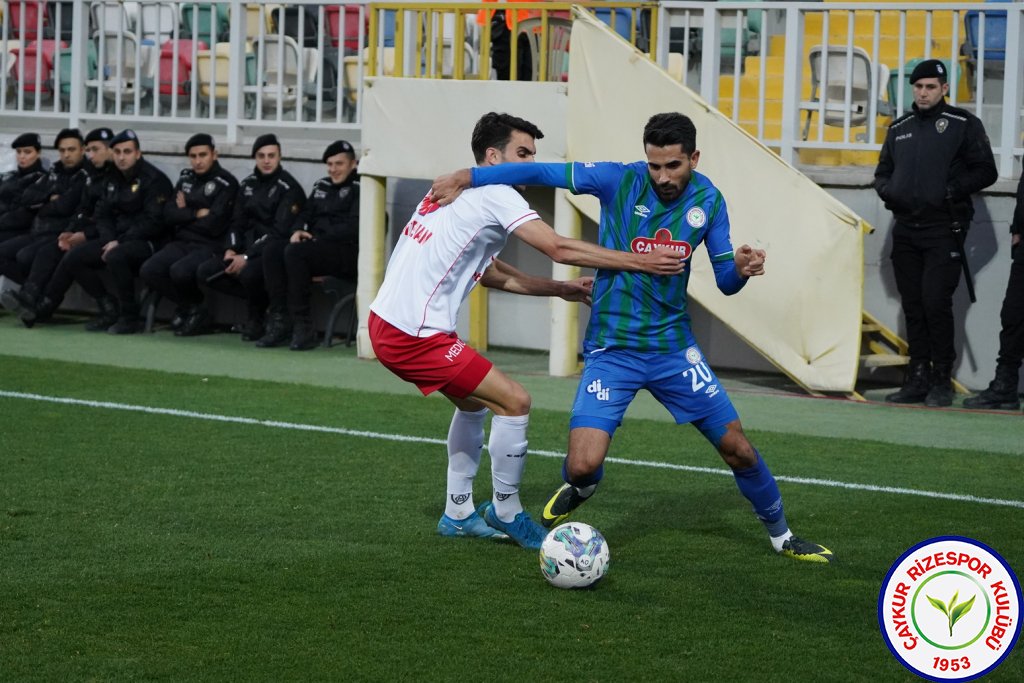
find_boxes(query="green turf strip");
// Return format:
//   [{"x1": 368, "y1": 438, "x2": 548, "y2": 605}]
[
  {"x1": 0, "y1": 317, "x2": 1021, "y2": 455},
  {"x1": 1, "y1": 357, "x2": 1021, "y2": 680}
]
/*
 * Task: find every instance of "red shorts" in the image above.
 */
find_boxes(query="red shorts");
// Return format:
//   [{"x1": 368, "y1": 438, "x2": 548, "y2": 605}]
[{"x1": 368, "y1": 311, "x2": 493, "y2": 398}]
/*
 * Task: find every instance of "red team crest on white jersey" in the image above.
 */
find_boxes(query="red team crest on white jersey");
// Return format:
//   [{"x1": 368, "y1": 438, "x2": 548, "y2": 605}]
[
  {"x1": 417, "y1": 194, "x2": 441, "y2": 216},
  {"x1": 631, "y1": 228, "x2": 692, "y2": 259}
]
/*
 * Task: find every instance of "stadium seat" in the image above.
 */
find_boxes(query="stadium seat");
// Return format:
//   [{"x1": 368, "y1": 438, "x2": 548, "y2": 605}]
[
  {"x1": 801, "y1": 45, "x2": 891, "y2": 140},
  {"x1": 90, "y1": 0, "x2": 134, "y2": 35},
  {"x1": 181, "y1": 2, "x2": 228, "y2": 45},
  {"x1": 963, "y1": 0, "x2": 1009, "y2": 80},
  {"x1": 11, "y1": 38, "x2": 65, "y2": 98},
  {"x1": 195, "y1": 42, "x2": 257, "y2": 116},
  {"x1": 57, "y1": 40, "x2": 99, "y2": 110},
  {"x1": 325, "y1": 5, "x2": 369, "y2": 54},
  {"x1": 7, "y1": 1, "x2": 49, "y2": 42},
  {"x1": 93, "y1": 30, "x2": 154, "y2": 111},
  {"x1": 137, "y1": 2, "x2": 179, "y2": 45},
  {"x1": 270, "y1": 4, "x2": 321, "y2": 48},
  {"x1": 515, "y1": 17, "x2": 572, "y2": 82},
  {"x1": 157, "y1": 39, "x2": 207, "y2": 99}
]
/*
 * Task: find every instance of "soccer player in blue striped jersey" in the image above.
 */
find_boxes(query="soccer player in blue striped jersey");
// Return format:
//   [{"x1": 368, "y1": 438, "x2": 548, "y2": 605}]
[{"x1": 431, "y1": 112, "x2": 833, "y2": 563}]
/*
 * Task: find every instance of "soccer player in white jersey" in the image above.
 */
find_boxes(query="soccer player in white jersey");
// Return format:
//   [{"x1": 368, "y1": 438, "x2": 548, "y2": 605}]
[{"x1": 369, "y1": 112, "x2": 685, "y2": 549}]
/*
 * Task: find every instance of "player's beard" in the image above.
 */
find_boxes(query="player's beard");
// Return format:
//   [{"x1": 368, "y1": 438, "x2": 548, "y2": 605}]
[{"x1": 654, "y1": 176, "x2": 689, "y2": 202}]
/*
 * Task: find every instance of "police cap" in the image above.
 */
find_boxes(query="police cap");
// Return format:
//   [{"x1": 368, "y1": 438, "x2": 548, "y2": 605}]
[
  {"x1": 185, "y1": 133, "x2": 215, "y2": 154},
  {"x1": 909, "y1": 59, "x2": 947, "y2": 84},
  {"x1": 11, "y1": 132, "x2": 42, "y2": 150},
  {"x1": 322, "y1": 139, "x2": 355, "y2": 162}
]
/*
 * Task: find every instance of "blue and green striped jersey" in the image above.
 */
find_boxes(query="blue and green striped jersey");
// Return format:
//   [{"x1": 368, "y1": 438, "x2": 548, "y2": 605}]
[{"x1": 472, "y1": 161, "x2": 746, "y2": 353}]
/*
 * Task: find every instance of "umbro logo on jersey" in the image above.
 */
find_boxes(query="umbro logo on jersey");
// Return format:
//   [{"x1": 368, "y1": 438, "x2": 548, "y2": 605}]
[
  {"x1": 634, "y1": 204, "x2": 650, "y2": 217},
  {"x1": 587, "y1": 379, "x2": 610, "y2": 401},
  {"x1": 705, "y1": 384, "x2": 719, "y2": 397}
]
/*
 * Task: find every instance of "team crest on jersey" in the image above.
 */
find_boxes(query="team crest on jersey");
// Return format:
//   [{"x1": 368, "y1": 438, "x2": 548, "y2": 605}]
[
  {"x1": 686, "y1": 207, "x2": 707, "y2": 228},
  {"x1": 685, "y1": 347, "x2": 702, "y2": 364},
  {"x1": 631, "y1": 228, "x2": 692, "y2": 258},
  {"x1": 417, "y1": 194, "x2": 441, "y2": 216}
]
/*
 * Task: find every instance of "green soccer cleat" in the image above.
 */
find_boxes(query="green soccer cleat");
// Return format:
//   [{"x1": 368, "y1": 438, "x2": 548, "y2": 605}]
[
  {"x1": 541, "y1": 483, "x2": 589, "y2": 529},
  {"x1": 779, "y1": 536, "x2": 834, "y2": 564}
]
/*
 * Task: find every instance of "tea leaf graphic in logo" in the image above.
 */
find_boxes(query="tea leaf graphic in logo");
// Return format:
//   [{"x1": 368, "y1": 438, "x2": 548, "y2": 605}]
[{"x1": 927, "y1": 590, "x2": 976, "y2": 637}]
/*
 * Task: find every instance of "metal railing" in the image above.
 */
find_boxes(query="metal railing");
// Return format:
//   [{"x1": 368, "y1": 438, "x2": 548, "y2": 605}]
[
  {"x1": 0, "y1": 1, "x2": 1020, "y2": 175},
  {"x1": 655, "y1": 2, "x2": 1023, "y2": 176}
]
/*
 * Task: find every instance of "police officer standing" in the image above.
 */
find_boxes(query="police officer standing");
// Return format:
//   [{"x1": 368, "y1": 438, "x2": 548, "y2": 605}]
[
  {"x1": 196, "y1": 133, "x2": 305, "y2": 341},
  {"x1": 0, "y1": 129, "x2": 88, "y2": 315},
  {"x1": 258, "y1": 139, "x2": 359, "y2": 351},
  {"x1": 963, "y1": 162, "x2": 1024, "y2": 412},
  {"x1": 874, "y1": 59, "x2": 998, "y2": 407},
  {"x1": 141, "y1": 133, "x2": 237, "y2": 336},
  {"x1": 0, "y1": 132, "x2": 47, "y2": 244}
]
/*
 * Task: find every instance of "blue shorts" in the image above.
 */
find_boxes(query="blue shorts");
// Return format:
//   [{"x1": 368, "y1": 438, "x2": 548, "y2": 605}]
[{"x1": 569, "y1": 345, "x2": 738, "y2": 437}]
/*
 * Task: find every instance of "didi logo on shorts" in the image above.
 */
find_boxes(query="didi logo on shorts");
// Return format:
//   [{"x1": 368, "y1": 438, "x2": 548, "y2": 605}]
[{"x1": 878, "y1": 536, "x2": 1021, "y2": 681}]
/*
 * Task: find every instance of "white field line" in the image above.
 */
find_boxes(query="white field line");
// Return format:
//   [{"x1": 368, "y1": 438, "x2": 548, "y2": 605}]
[{"x1": 3, "y1": 389, "x2": 1023, "y2": 510}]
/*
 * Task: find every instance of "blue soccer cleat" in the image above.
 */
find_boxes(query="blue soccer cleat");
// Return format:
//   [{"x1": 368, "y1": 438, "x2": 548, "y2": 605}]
[
  {"x1": 437, "y1": 505, "x2": 508, "y2": 540},
  {"x1": 480, "y1": 502, "x2": 547, "y2": 550}
]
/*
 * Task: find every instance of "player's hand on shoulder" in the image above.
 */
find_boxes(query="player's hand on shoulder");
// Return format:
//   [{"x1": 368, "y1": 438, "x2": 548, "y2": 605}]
[
  {"x1": 642, "y1": 245, "x2": 687, "y2": 275},
  {"x1": 559, "y1": 277, "x2": 594, "y2": 305},
  {"x1": 735, "y1": 244, "x2": 766, "y2": 277},
  {"x1": 430, "y1": 168, "x2": 472, "y2": 206}
]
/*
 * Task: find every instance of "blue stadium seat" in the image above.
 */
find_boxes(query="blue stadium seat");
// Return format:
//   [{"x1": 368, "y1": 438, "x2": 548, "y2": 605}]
[{"x1": 963, "y1": 0, "x2": 1009, "y2": 63}]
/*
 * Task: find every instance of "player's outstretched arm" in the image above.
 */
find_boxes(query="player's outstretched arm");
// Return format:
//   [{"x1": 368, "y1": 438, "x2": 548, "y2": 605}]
[
  {"x1": 432, "y1": 163, "x2": 570, "y2": 206},
  {"x1": 481, "y1": 259, "x2": 594, "y2": 304},
  {"x1": 513, "y1": 220, "x2": 685, "y2": 275},
  {"x1": 431, "y1": 168, "x2": 472, "y2": 206}
]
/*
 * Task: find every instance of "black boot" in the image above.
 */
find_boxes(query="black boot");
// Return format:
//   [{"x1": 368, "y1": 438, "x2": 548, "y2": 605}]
[
  {"x1": 19, "y1": 295, "x2": 56, "y2": 328},
  {"x1": 963, "y1": 364, "x2": 1021, "y2": 410},
  {"x1": 255, "y1": 313, "x2": 291, "y2": 348},
  {"x1": 175, "y1": 305, "x2": 209, "y2": 337},
  {"x1": 84, "y1": 296, "x2": 119, "y2": 332},
  {"x1": 239, "y1": 303, "x2": 265, "y2": 342},
  {"x1": 107, "y1": 316, "x2": 144, "y2": 335},
  {"x1": 1, "y1": 282, "x2": 39, "y2": 313},
  {"x1": 925, "y1": 362, "x2": 955, "y2": 408},
  {"x1": 885, "y1": 359, "x2": 931, "y2": 404},
  {"x1": 289, "y1": 319, "x2": 318, "y2": 351}
]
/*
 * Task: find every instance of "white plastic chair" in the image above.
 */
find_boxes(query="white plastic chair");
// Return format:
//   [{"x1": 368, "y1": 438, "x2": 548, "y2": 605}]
[{"x1": 801, "y1": 45, "x2": 891, "y2": 140}]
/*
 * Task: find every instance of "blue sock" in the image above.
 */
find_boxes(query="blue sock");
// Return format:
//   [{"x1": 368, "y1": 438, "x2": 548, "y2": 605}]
[
  {"x1": 562, "y1": 459, "x2": 603, "y2": 488},
  {"x1": 732, "y1": 451, "x2": 788, "y2": 537}
]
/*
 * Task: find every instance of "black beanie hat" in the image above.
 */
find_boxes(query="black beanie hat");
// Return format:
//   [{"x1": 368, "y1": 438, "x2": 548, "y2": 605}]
[
  {"x1": 84, "y1": 127, "x2": 115, "y2": 145},
  {"x1": 322, "y1": 139, "x2": 355, "y2": 162},
  {"x1": 54, "y1": 128, "x2": 84, "y2": 148},
  {"x1": 185, "y1": 133, "x2": 215, "y2": 153},
  {"x1": 909, "y1": 59, "x2": 948, "y2": 84},
  {"x1": 11, "y1": 132, "x2": 42, "y2": 150},
  {"x1": 251, "y1": 133, "x2": 280, "y2": 158}
]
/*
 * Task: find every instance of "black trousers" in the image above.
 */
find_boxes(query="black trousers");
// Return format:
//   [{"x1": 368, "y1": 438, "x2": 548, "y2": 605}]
[
  {"x1": 891, "y1": 222, "x2": 964, "y2": 364},
  {"x1": 0, "y1": 233, "x2": 37, "y2": 282},
  {"x1": 260, "y1": 237, "x2": 293, "y2": 315},
  {"x1": 996, "y1": 243, "x2": 1024, "y2": 369},
  {"x1": 284, "y1": 239, "x2": 357, "y2": 321},
  {"x1": 196, "y1": 253, "x2": 269, "y2": 314},
  {"x1": 48, "y1": 239, "x2": 154, "y2": 314},
  {"x1": 140, "y1": 240, "x2": 219, "y2": 307}
]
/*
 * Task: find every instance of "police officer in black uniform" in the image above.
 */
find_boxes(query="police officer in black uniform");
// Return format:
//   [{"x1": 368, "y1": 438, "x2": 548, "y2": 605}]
[
  {"x1": 0, "y1": 132, "x2": 47, "y2": 244},
  {"x1": 15, "y1": 128, "x2": 117, "y2": 327},
  {"x1": 141, "y1": 133, "x2": 237, "y2": 336},
  {"x1": 874, "y1": 59, "x2": 998, "y2": 407},
  {"x1": 963, "y1": 163, "x2": 1024, "y2": 412},
  {"x1": 0, "y1": 129, "x2": 88, "y2": 316},
  {"x1": 51, "y1": 129, "x2": 172, "y2": 333},
  {"x1": 196, "y1": 133, "x2": 306, "y2": 341},
  {"x1": 258, "y1": 139, "x2": 359, "y2": 351}
]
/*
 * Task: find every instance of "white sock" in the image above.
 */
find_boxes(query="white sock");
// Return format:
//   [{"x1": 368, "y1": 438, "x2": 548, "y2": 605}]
[
  {"x1": 770, "y1": 528, "x2": 794, "y2": 553},
  {"x1": 488, "y1": 413, "x2": 529, "y2": 522},
  {"x1": 444, "y1": 407, "x2": 488, "y2": 520}
]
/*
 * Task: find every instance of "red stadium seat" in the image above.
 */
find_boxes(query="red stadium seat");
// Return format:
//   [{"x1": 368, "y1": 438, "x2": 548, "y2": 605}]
[{"x1": 158, "y1": 39, "x2": 208, "y2": 96}]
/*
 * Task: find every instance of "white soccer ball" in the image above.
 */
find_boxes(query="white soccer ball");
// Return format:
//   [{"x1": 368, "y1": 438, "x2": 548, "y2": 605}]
[{"x1": 538, "y1": 522, "x2": 610, "y2": 589}]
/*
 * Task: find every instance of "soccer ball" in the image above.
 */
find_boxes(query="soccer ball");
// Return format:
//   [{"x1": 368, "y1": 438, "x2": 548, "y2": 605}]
[{"x1": 538, "y1": 522, "x2": 610, "y2": 589}]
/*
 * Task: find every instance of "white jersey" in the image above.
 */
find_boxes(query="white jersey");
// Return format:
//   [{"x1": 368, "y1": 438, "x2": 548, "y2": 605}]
[{"x1": 370, "y1": 185, "x2": 538, "y2": 337}]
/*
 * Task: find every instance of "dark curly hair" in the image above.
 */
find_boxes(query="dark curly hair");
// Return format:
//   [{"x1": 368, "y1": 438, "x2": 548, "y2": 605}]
[{"x1": 471, "y1": 112, "x2": 545, "y2": 163}]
